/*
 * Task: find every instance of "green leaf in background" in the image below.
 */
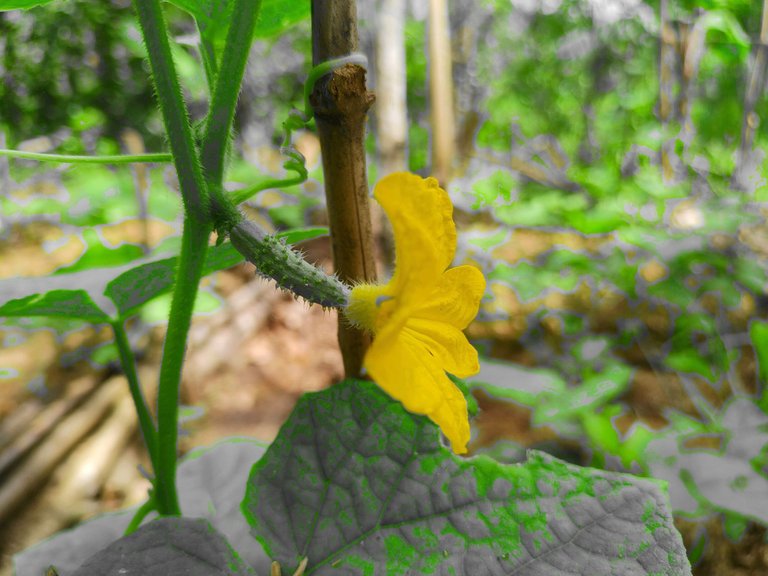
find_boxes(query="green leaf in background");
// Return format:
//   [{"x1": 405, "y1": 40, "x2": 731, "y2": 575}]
[
  {"x1": 275, "y1": 226, "x2": 328, "y2": 245},
  {"x1": 665, "y1": 350, "x2": 716, "y2": 382},
  {"x1": 0, "y1": 242, "x2": 243, "y2": 323},
  {"x1": 55, "y1": 229, "x2": 145, "y2": 276},
  {"x1": 581, "y1": 409, "x2": 622, "y2": 460},
  {"x1": 734, "y1": 257, "x2": 767, "y2": 294},
  {"x1": 0, "y1": 0, "x2": 57, "y2": 10},
  {"x1": 564, "y1": 205, "x2": 626, "y2": 234},
  {"x1": 0, "y1": 289, "x2": 110, "y2": 322},
  {"x1": 253, "y1": 0, "x2": 309, "y2": 39},
  {"x1": 647, "y1": 277, "x2": 696, "y2": 308},
  {"x1": 242, "y1": 379, "x2": 690, "y2": 575},
  {"x1": 470, "y1": 170, "x2": 514, "y2": 208},
  {"x1": 105, "y1": 241, "x2": 242, "y2": 319},
  {"x1": 614, "y1": 422, "x2": 656, "y2": 469},
  {"x1": 533, "y1": 363, "x2": 633, "y2": 424},
  {"x1": 751, "y1": 321, "x2": 768, "y2": 411},
  {"x1": 693, "y1": 10, "x2": 750, "y2": 52},
  {"x1": 469, "y1": 358, "x2": 567, "y2": 406},
  {"x1": 723, "y1": 513, "x2": 749, "y2": 542},
  {"x1": 166, "y1": 0, "x2": 309, "y2": 66},
  {"x1": 71, "y1": 518, "x2": 253, "y2": 576},
  {"x1": 648, "y1": 397, "x2": 768, "y2": 524}
]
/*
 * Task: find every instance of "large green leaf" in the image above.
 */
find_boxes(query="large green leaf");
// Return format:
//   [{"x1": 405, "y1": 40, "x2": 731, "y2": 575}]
[
  {"x1": 242, "y1": 379, "x2": 691, "y2": 575},
  {"x1": 71, "y1": 518, "x2": 253, "y2": 576},
  {"x1": 177, "y1": 439, "x2": 268, "y2": 570},
  {"x1": 0, "y1": 242, "x2": 243, "y2": 322}
]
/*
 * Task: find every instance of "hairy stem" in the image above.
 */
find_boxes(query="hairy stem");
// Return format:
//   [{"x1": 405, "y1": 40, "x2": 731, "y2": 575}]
[
  {"x1": 155, "y1": 218, "x2": 212, "y2": 516},
  {"x1": 0, "y1": 149, "x2": 171, "y2": 164},
  {"x1": 199, "y1": 32, "x2": 218, "y2": 94},
  {"x1": 133, "y1": 0, "x2": 213, "y2": 515},
  {"x1": 133, "y1": 0, "x2": 209, "y2": 222},
  {"x1": 124, "y1": 493, "x2": 157, "y2": 535},
  {"x1": 200, "y1": 0, "x2": 262, "y2": 233},
  {"x1": 111, "y1": 320, "x2": 159, "y2": 469},
  {"x1": 201, "y1": 0, "x2": 262, "y2": 187}
]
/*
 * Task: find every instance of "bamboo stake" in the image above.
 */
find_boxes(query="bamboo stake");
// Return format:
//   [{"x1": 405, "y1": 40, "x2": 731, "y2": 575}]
[
  {"x1": 658, "y1": 0, "x2": 678, "y2": 184},
  {"x1": 373, "y1": 0, "x2": 407, "y2": 273},
  {"x1": 311, "y1": 1, "x2": 377, "y2": 378},
  {"x1": 733, "y1": 0, "x2": 768, "y2": 191},
  {"x1": 375, "y1": 0, "x2": 407, "y2": 175},
  {"x1": 428, "y1": 0, "x2": 455, "y2": 186}
]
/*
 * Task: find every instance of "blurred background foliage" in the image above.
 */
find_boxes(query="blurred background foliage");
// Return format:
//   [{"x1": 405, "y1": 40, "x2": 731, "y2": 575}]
[{"x1": 4, "y1": 0, "x2": 768, "y2": 570}]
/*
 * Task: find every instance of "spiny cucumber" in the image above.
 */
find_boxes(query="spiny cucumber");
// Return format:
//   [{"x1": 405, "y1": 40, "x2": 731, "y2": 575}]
[{"x1": 229, "y1": 218, "x2": 350, "y2": 308}]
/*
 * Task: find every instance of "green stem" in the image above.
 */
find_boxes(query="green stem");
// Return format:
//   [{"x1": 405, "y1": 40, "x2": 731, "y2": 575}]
[
  {"x1": 111, "y1": 321, "x2": 159, "y2": 468},
  {"x1": 0, "y1": 149, "x2": 171, "y2": 164},
  {"x1": 124, "y1": 494, "x2": 157, "y2": 535},
  {"x1": 198, "y1": 31, "x2": 218, "y2": 94},
  {"x1": 132, "y1": 0, "x2": 209, "y2": 223},
  {"x1": 200, "y1": 0, "x2": 262, "y2": 230},
  {"x1": 229, "y1": 174, "x2": 305, "y2": 205},
  {"x1": 154, "y1": 218, "x2": 211, "y2": 516},
  {"x1": 133, "y1": 0, "x2": 214, "y2": 516}
]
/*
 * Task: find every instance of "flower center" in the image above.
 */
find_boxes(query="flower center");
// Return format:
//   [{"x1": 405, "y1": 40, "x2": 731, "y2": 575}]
[{"x1": 345, "y1": 283, "x2": 391, "y2": 333}]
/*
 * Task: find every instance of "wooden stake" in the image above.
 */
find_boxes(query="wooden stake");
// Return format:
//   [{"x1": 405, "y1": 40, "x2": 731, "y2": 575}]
[
  {"x1": 375, "y1": 0, "x2": 407, "y2": 175},
  {"x1": 428, "y1": 0, "x2": 455, "y2": 186},
  {"x1": 311, "y1": 1, "x2": 377, "y2": 378}
]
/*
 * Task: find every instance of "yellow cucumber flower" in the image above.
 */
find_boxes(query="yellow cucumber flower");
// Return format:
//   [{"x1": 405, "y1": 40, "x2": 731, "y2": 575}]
[{"x1": 345, "y1": 172, "x2": 486, "y2": 454}]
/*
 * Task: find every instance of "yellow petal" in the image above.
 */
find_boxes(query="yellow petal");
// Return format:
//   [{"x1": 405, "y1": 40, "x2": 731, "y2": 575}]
[
  {"x1": 413, "y1": 265, "x2": 486, "y2": 330},
  {"x1": 404, "y1": 319, "x2": 480, "y2": 377},
  {"x1": 373, "y1": 173, "x2": 456, "y2": 301},
  {"x1": 365, "y1": 328, "x2": 444, "y2": 414},
  {"x1": 365, "y1": 327, "x2": 470, "y2": 454},
  {"x1": 426, "y1": 376, "x2": 471, "y2": 454}
]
